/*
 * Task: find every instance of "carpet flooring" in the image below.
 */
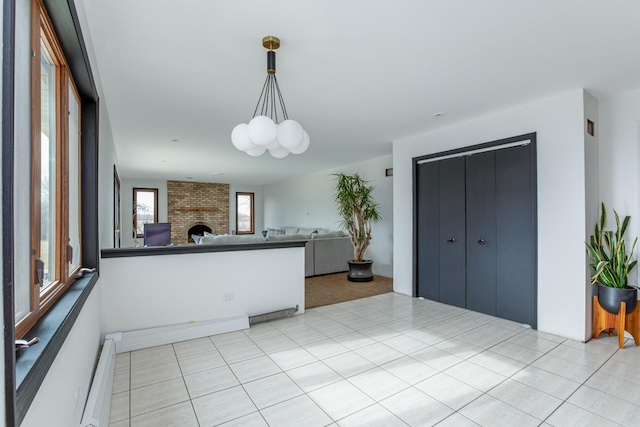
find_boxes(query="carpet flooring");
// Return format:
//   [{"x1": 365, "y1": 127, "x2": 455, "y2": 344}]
[{"x1": 305, "y1": 272, "x2": 394, "y2": 309}]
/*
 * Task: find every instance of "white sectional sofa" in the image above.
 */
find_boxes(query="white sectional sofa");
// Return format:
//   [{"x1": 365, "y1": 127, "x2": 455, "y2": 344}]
[{"x1": 195, "y1": 226, "x2": 353, "y2": 277}]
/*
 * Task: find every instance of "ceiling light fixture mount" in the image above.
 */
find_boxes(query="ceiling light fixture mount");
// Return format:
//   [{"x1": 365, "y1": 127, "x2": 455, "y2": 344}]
[{"x1": 231, "y1": 36, "x2": 309, "y2": 158}]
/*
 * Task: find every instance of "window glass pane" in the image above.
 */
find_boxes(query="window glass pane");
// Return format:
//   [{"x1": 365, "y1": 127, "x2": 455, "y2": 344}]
[
  {"x1": 236, "y1": 193, "x2": 253, "y2": 233},
  {"x1": 14, "y1": 263, "x2": 31, "y2": 322},
  {"x1": 68, "y1": 82, "x2": 81, "y2": 272},
  {"x1": 40, "y1": 42, "x2": 56, "y2": 289},
  {"x1": 135, "y1": 190, "x2": 156, "y2": 236}
]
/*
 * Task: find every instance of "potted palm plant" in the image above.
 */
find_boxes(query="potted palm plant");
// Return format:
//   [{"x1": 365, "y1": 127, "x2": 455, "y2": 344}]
[
  {"x1": 585, "y1": 203, "x2": 638, "y2": 314},
  {"x1": 333, "y1": 172, "x2": 382, "y2": 282}
]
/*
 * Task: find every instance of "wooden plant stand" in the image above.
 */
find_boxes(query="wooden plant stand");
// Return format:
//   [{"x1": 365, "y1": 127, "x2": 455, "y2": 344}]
[{"x1": 592, "y1": 295, "x2": 640, "y2": 348}]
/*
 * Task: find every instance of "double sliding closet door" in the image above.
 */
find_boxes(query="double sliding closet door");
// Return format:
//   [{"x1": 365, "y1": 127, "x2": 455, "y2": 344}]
[{"x1": 416, "y1": 140, "x2": 536, "y2": 327}]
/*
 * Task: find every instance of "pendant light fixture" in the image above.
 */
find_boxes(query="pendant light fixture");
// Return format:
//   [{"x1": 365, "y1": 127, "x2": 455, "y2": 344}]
[{"x1": 231, "y1": 36, "x2": 309, "y2": 158}]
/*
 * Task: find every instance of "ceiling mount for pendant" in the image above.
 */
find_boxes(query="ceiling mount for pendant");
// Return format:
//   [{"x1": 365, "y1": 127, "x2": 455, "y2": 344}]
[
  {"x1": 231, "y1": 36, "x2": 309, "y2": 158},
  {"x1": 262, "y1": 36, "x2": 280, "y2": 50}
]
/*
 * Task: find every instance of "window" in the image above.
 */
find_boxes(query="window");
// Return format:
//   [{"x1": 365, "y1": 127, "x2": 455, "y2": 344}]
[
  {"x1": 133, "y1": 188, "x2": 158, "y2": 238},
  {"x1": 15, "y1": 0, "x2": 82, "y2": 338},
  {"x1": 236, "y1": 192, "x2": 254, "y2": 234}
]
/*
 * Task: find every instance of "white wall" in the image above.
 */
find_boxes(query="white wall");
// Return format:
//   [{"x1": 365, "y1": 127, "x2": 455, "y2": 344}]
[
  {"x1": 20, "y1": 288, "x2": 102, "y2": 427},
  {"x1": 598, "y1": 88, "x2": 640, "y2": 287},
  {"x1": 583, "y1": 91, "x2": 600, "y2": 338},
  {"x1": 393, "y1": 90, "x2": 590, "y2": 341},
  {"x1": 98, "y1": 111, "x2": 120, "y2": 250},
  {"x1": 263, "y1": 155, "x2": 394, "y2": 277},
  {"x1": 100, "y1": 247, "x2": 305, "y2": 335}
]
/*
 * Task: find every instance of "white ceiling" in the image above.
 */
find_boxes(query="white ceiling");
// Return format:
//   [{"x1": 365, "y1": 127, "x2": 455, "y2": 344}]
[{"x1": 78, "y1": 0, "x2": 640, "y2": 186}]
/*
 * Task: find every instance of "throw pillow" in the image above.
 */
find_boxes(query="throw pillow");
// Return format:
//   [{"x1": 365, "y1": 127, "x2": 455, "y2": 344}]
[{"x1": 266, "y1": 227, "x2": 285, "y2": 237}]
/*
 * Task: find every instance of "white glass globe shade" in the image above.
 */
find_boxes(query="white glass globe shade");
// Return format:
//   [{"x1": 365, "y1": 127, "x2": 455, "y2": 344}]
[
  {"x1": 289, "y1": 130, "x2": 310, "y2": 154},
  {"x1": 231, "y1": 123, "x2": 256, "y2": 151},
  {"x1": 276, "y1": 119, "x2": 304, "y2": 149},
  {"x1": 265, "y1": 139, "x2": 280, "y2": 150},
  {"x1": 246, "y1": 146, "x2": 267, "y2": 157},
  {"x1": 248, "y1": 115, "x2": 278, "y2": 146},
  {"x1": 269, "y1": 146, "x2": 290, "y2": 158}
]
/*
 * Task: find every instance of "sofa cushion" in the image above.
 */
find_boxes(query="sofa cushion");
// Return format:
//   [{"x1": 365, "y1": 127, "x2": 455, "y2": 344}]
[
  {"x1": 282, "y1": 226, "x2": 300, "y2": 235},
  {"x1": 266, "y1": 227, "x2": 285, "y2": 237},
  {"x1": 297, "y1": 227, "x2": 317, "y2": 236}
]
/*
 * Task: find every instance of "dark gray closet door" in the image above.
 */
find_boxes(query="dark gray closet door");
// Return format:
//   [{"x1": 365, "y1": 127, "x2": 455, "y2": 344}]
[
  {"x1": 416, "y1": 162, "x2": 440, "y2": 300},
  {"x1": 438, "y1": 157, "x2": 466, "y2": 308},
  {"x1": 465, "y1": 152, "x2": 497, "y2": 316},
  {"x1": 415, "y1": 140, "x2": 535, "y2": 326},
  {"x1": 496, "y1": 145, "x2": 535, "y2": 326}
]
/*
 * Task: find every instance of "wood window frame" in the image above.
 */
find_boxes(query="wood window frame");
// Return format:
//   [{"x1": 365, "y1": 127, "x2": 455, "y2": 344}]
[
  {"x1": 17, "y1": 0, "x2": 82, "y2": 339},
  {"x1": 133, "y1": 187, "x2": 159, "y2": 238},
  {"x1": 235, "y1": 192, "x2": 255, "y2": 235}
]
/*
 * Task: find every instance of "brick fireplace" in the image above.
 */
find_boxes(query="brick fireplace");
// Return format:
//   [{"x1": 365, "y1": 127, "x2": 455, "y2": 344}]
[{"x1": 167, "y1": 180, "x2": 230, "y2": 245}]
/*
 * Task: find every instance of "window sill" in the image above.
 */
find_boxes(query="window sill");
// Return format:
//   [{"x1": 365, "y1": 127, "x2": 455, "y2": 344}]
[{"x1": 14, "y1": 272, "x2": 98, "y2": 424}]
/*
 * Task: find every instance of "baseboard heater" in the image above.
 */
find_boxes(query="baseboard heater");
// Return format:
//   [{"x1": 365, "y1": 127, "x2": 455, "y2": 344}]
[
  {"x1": 249, "y1": 305, "x2": 299, "y2": 324},
  {"x1": 106, "y1": 315, "x2": 249, "y2": 353},
  {"x1": 79, "y1": 338, "x2": 116, "y2": 427},
  {"x1": 79, "y1": 315, "x2": 249, "y2": 425}
]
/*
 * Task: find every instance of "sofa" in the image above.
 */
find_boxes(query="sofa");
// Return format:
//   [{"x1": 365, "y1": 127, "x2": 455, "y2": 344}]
[{"x1": 195, "y1": 226, "x2": 353, "y2": 277}]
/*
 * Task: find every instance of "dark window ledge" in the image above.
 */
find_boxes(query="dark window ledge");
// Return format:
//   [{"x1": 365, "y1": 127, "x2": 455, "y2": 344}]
[{"x1": 15, "y1": 272, "x2": 99, "y2": 424}]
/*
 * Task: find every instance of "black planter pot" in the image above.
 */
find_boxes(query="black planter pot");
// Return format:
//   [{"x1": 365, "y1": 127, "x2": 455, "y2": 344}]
[
  {"x1": 347, "y1": 260, "x2": 374, "y2": 282},
  {"x1": 597, "y1": 284, "x2": 638, "y2": 314}
]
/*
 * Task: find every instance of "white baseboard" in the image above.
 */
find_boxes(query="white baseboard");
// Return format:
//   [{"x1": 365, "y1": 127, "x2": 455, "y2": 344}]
[{"x1": 105, "y1": 315, "x2": 249, "y2": 353}]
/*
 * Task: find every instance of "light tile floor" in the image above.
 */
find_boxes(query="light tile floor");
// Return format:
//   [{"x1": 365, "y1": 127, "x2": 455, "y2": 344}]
[{"x1": 109, "y1": 293, "x2": 640, "y2": 426}]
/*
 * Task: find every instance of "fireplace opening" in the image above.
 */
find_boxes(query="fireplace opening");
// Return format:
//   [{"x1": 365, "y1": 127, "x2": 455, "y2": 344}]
[{"x1": 188, "y1": 224, "x2": 212, "y2": 243}]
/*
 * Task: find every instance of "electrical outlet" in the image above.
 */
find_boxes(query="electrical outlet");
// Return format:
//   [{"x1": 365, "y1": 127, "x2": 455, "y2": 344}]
[{"x1": 223, "y1": 293, "x2": 235, "y2": 302}]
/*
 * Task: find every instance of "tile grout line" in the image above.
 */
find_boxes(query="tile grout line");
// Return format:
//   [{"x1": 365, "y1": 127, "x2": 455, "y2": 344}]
[
  {"x1": 115, "y1": 295, "x2": 640, "y2": 427},
  {"x1": 172, "y1": 342, "x2": 203, "y2": 427},
  {"x1": 538, "y1": 341, "x2": 629, "y2": 427}
]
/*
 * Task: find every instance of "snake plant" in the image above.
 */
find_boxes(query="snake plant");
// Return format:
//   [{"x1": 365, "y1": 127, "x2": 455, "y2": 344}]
[{"x1": 585, "y1": 203, "x2": 638, "y2": 288}]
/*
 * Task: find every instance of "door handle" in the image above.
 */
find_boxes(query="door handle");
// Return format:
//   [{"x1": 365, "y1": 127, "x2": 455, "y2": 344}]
[
  {"x1": 477, "y1": 238, "x2": 488, "y2": 246},
  {"x1": 444, "y1": 237, "x2": 456, "y2": 243}
]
